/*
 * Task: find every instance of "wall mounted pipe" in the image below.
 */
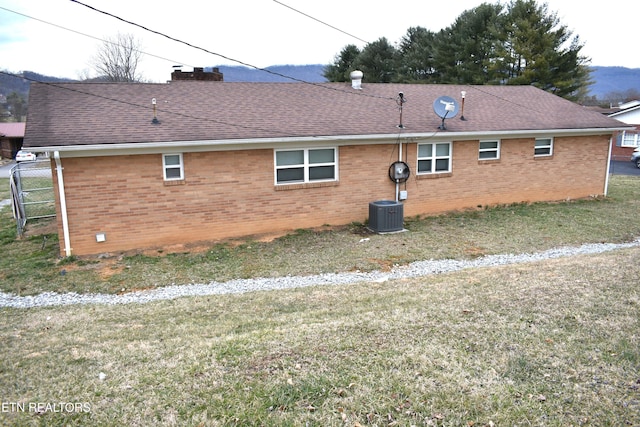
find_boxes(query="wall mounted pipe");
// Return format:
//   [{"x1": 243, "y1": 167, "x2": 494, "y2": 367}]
[{"x1": 54, "y1": 151, "x2": 71, "y2": 257}]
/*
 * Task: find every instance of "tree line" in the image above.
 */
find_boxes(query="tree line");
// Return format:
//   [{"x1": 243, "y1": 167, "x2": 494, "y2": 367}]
[{"x1": 324, "y1": 0, "x2": 591, "y2": 101}]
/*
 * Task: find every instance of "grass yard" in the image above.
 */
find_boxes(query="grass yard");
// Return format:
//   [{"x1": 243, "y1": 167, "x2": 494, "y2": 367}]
[
  {"x1": 0, "y1": 175, "x2": 639, "y2": 425},
  {"x1": 0, "y1": 175, "x2": 640, "y2": 296},
  {"x1": 0, "y1": 247, "x2": 639, "y2": 426}
]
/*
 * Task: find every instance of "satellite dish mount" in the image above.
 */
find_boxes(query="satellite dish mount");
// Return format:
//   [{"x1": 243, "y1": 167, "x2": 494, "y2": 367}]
[{"x1": 433, "y1": 96, "x2": 459, "y2": 130}]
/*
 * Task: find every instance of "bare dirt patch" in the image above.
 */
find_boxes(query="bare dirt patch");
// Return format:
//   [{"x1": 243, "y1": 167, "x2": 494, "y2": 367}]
[{"x1": 22, "y1": 217, "x2": 57, "y2": 238}]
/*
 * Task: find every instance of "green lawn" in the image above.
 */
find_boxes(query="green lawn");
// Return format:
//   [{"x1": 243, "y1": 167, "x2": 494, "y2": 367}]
[
  {"x1": 0, "y1": 247, "x2": 638, "y2": 425},
  {"x1": 1, "y1": 175, "x2": 639, "y2": 296},
  {"x1": 1, "y1": 175, "x2": 639, "y2": 426}
]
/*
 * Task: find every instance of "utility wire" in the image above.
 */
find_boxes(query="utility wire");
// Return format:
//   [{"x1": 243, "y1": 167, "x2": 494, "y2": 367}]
[
  {"x1": 69, "y1": 0, "x2": 394, "y2": 100},
  {"x1": 4, "y1": 2, "x2": 549, "y2": 115},
  {"x1": 5, "y1": 70, "x2": 545, "y2": 152},
  {"x1": 4, "y1": 70, "x2": 410, "y2": 141},
  {"x1": 272, "y1": 0, "x2": 369, "y2": 44},
  {"x1": 0, "y1": 5, "x2": 195, "y2": 73},
  {"x1": 0, "y1": 70, "x2": 300, "y2": 137},
  {"x1": 1, "y1": 2, "x2": 391, "y2": 100},
  {"x1": 0, "y1": 6, "x2": 548, "y2": 141}
]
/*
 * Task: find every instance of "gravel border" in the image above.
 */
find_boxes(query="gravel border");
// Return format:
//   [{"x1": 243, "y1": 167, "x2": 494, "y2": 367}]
[{"x1": 1, "y1": 239, "x2": 639, "y2": 309}]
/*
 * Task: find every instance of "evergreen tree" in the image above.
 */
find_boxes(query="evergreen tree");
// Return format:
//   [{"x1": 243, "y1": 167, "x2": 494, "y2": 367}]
[
  {"x1": 432, "y1": 3, "x2": 504, "y2": 84},
  {"x1": 324, "y1": 0, "x2": 592, "y2": 101},
  {"x1": 323, "y1": 44, "x2": 361, "y2": 82},
  {"x1": 352, "y1": 38, "x2": 399, "y2": 83},
  {"x1": 494, "y1": 0, "x2": 590, "y2": 99},
  {"x1": 396, "y1": 26, "x2": 437, "y2": 83}
]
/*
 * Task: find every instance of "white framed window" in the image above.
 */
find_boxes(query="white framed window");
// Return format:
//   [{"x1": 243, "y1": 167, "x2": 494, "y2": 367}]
[
  {"x1": 163, "y1": 153, "x2": 184, "y2": 180},
  {"x1": 275, "y1": 147, "x2": 337, "y2": 184},
  {"x1": 534, "y1": 138, "x2": 553, "y2": 157},
  {"x1": 479, "y1": 140, "x2": 500, "y2": 160},
  {"x1": 621, "y1": 131, "x2": 640, "y2": 147},
  {"x1": 417, "y1": 142, "x2": 452, "y2": 174}
]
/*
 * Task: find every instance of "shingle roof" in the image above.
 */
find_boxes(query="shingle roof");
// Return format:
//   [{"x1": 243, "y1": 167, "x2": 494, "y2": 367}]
[{"x1": 24, "y1": 81, "x2": 625, "y2": 148}]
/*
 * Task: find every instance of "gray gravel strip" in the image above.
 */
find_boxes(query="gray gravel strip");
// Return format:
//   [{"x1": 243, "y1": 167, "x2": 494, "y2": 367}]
[{"x1": 1, "y1": 239, "x2": 639, "y2": 309}]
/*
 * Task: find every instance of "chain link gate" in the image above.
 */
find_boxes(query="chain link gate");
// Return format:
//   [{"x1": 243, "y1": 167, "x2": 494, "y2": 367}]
[{"x1": 9, "y1": 159, "x2": 56, "y2": 236}]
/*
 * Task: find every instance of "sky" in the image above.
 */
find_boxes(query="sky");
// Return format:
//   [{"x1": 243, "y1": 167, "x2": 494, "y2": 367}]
[{"x1": 0, "y1": 0, "x2": 637, "y2": 83}]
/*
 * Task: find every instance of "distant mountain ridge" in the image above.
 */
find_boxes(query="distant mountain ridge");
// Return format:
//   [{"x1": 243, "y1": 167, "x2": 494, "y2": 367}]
[
  {"x1": 209, "y1": 65, "x2": 640, "y2": 99},
  {"x1": 0, "y1": 70, "x2": 74, "y2": 98},
  {"x1": 1, "y1": 66, "x2": 638, "y2": 100},
  {"x1": 206, "y1": 64, "x2": 327, "y2": 83},
  {"x1": 589, "y1": 66, "x2": 640, "y2": 99}
]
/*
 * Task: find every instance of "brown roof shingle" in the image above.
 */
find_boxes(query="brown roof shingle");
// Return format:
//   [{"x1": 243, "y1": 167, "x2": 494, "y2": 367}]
[{"x1": 24, "y1": 81, "x2": 625, "y2": 148}]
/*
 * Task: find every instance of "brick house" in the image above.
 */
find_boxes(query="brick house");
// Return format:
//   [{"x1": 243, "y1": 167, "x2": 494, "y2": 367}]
[
  {"x1": 23, "y1": 78, "x2": 628, "y2": 256},
  {"x1": 608, "y1": 101, "x2": 640, "y2": 160}
]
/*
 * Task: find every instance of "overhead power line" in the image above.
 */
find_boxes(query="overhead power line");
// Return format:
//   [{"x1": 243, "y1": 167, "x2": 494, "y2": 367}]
[
  {"x1": 0, "y1": 5, "x2": 195, "y2": 73},
  {"x1": 68, "y1": 0, "x2": 393, "y2": 100},
  {"x1": 0, "y1": 70, "x2": 299, "y2": 137},
  {"x1": 272, "y1": 0, "x2": 370, "y2": 44},
  {"x1": 10, "y1": 67, "x2": 543, "y2": 133}
]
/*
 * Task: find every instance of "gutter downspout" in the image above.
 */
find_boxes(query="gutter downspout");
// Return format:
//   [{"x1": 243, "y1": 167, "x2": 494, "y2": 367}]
[
  {"x1": 604, "y1": 136, "x2": 612, "y2": 197},
  {"x1": 54, "y1": 151, "x2": 72, "y2": 257}
]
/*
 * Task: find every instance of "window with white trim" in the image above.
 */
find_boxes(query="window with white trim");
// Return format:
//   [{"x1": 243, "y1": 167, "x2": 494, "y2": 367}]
[
  {"x1": 417, "y1": 142, "x2": 452, "y2": 174},
  {"x1": 479, "y1": 140, "x2": 500, "y2": 160},
  {"x1": 163, "y1": 153, "x2": 184, "y2": 180},
  {"x1": 534, "y1": 138, "x2": 553, "y2": 157},
  {"x1": 621, "y1": 131, "x2": 640, "y2": 147},
  {"x1": 275, "y1": 148, "x2": 337, "y2": 184}
]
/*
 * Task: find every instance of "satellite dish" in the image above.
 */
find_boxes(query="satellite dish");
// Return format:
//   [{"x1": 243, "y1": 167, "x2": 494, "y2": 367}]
[
  {"x1": 389, "y1": 161, "x2": 410, "y2": 183},
  {"x1": 433, "y1": 96, "x2": 459, "y2": 130}
]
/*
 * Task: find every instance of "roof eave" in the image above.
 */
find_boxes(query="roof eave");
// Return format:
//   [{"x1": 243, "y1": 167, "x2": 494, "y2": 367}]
[
  {"x1": 609, "y1": 105, "x2": 640, "y2": 117},
  {"x1": 33, "y1": 127, "x2": 625, "y2": 158}
]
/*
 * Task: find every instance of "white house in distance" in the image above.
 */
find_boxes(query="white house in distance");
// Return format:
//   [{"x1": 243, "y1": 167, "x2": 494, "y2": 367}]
[{"x1": 609, "y1": 100, "x2": 640, "y2": 160}]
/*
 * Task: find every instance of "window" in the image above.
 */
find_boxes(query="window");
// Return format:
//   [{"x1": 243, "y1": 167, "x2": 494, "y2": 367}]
[
  {"x1": 275, "y1": 148, "x2": 337, "y2": 184},
  {"x1": 621, "y1": 131, "x2": 640, "y2": 147},
  {"x1": 417, "y1": 142, "x2": 451, "y2": 174},
  {"x1": 163, "y1": 153, "x2": 184, "y2": 180},
  {"x1": 534, "y1": 138, "x2": 553, "y2": 157},
  {"x1": 479, "y1": 140, "x2": 500, "y2": 160}
]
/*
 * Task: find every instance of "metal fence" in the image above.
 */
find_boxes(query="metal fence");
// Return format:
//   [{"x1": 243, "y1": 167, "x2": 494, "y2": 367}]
[{"x1": 10, "y1": 159, "x2": 55, "y2": 236}]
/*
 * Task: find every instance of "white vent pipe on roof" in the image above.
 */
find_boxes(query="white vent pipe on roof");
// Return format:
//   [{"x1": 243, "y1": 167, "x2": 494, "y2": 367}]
[{"x1": 350, "y1": 70, "x2": 363, "y2": 89}]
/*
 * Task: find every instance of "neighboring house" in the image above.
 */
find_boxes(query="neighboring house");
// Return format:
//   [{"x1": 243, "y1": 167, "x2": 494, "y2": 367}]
[
  {"x1": 24, "y1": 77, "x2": 628, "y2": 256},
  {"x1": 0, "y1": 122, "x2": 25, "y2": 160},
  {"x1": 608, "y1": 101, "x2": 640, "y2": 160}
]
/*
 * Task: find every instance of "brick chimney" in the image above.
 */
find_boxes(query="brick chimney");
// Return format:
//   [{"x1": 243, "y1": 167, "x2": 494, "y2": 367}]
[{"x1": 171, "y1": 67, "x2": 223, "y2": 81}]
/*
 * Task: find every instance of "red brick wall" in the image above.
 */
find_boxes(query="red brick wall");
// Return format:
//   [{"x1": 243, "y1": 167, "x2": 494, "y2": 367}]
[
  {"x1": 611, "y1": 128, "x2": 639, "y2": 160},
  {"x1": 403, "y1": 135, "x2": 610, "y2": 216},
  {"x1": 611, "y1": 144, "x2": 634, "y2": 161},
  {"x1": 52, "y1": 135, "x2": 610, "y2": 255}
]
